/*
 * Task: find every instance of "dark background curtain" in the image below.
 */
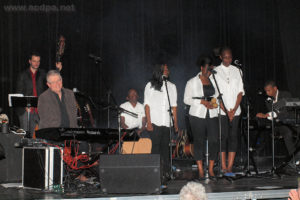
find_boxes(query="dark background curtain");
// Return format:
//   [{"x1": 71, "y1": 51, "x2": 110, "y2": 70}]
[
  {"x1": 0, "y1": 0, "x2": 298, "y2": 128},
  {"x1": 277, "y1": 0, "x2": 300, "y2": 99}
]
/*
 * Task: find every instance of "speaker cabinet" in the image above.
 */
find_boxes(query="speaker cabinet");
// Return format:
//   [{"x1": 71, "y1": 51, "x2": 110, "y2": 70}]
[
  {"x1": 22, "y1": 147, "x2": 63, "y2": 190},
  {"x1": 99, "y1": 154, "x2": 160, "y2": 194},
  {"x1": 0, "y1": 134, "x2": 22, "y2": 183}
]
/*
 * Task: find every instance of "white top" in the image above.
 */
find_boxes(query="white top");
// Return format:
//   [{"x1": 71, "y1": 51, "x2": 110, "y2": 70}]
[
  {"x1": 214, "y1": 63, "x2": 245, "y2": 116},
  {"x1": 144, "y1": 81, "x2": 177, "y2": 127},
  {"x1": 184, "y1": 73, "x2": 219, "y2": 118},
  {"x1": 120, "y1": 101, "x2": 145, "y2": 129}
]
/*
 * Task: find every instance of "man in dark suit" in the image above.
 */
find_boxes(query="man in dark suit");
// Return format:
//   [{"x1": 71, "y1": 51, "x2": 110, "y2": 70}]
[
  {"x1": 16, "y1": 52, "x2": 46, "y2": 137},
  {"x1": 37, "y1": 70, "x2": 77, "y2": 129},
  {"x1": 16, "y1": 52, "x2": 63, "y2": 137},
  {"x1": 256, "y1": 80, "x2": 296, "y2": 156}
]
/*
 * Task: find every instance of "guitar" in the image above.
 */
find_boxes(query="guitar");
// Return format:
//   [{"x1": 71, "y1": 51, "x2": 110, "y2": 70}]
[
  {"x1": 56, "y1": 35, "x2": 65, "y2": 71},
  {"x1": 174, "y1": 129, "x2": 194, "y2": 158}
]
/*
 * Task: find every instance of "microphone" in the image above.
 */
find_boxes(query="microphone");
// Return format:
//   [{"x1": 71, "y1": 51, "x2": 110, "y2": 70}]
[
  {"x1": 234, "y1": 60, "x2": 242, "y2": 67},
  {"x1": 73, "y1": 88, "x2": 79, "y2": 93},
  {"x1": 257, "y1": 89, "x2": 263, "y2": 96},
  {"x1": 208, "y1": 68, "x2": 217, "y2": 74},
  {"x1": 89, "y1": 54, "x2": 102, "y2": 62},
  {"x1": 73, "y1": 88, "x2": 87, "y2": 97}
]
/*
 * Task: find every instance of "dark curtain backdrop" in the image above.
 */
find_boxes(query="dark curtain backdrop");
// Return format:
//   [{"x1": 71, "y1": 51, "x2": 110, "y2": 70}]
[
  {"x1": 0, "y1": 0, "x2": 297, "y2": 128},
  {"x1": 277, "y1": 0, "x2": 300, "y2": 98}
]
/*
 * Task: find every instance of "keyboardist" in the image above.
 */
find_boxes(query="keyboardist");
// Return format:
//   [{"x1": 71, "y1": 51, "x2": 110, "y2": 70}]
[
  {"x1": 256, "y1": 80, "x2": 298, "y2": 159},
  {"x1": 38, "y1": 70, "x2": 78, "y2": 129},
  {"x1": 37, "y1": 70, "x2": 92, "y2": 182},
  {"x1": 120, "y1": 89, "x2": 148, "y2": 138}
]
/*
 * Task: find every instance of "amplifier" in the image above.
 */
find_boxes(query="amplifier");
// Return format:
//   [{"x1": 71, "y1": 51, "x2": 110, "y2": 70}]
[
  {"x1": 22, "y1": 147, "x2": 64, "y2": 190},
  {"x1": 99, "y1": 154, "x2": 161, "y2": 194}
]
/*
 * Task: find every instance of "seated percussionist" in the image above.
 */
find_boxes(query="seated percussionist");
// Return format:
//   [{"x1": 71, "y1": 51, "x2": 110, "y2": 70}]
[
  {"x1": 120, "y1": 89, "x2": 147, "y2": 137},
  {"x1": 256, "y1": 80, "x2": 297, "y2": 158},
  {"x1": 38, "y1": 70, "x2": 78, "y2": 129}
]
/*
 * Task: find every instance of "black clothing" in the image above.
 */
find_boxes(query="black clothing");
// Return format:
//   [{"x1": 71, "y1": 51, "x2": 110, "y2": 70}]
[
  {"x1": 190, "y1": 115, "x2": 219, "y2": 160},
  {"x1": 149, "y1": 124, "x2": 170, "y2": 179},
  {"x1": 188, "y1": 80, "x2": 219, "y2": 161},
  {"x1": 53, "y1": 90, "x2": 70, "y2": 127},
  {"x1": 221, "y1": 116, "x2": 240, "y2": 152},
  {"x1": 265, "y1": 90, "x2": 296, "y2": 155},
  {"x1": 16, "y1": 68, "x2": 47, "y2": 115},
  {"x1": 203, "y1": 84, "x2": 215, "y2": 97},
  {"x1": 16, "y1": 68, "x2": 46, "y2": 97},
  {"x1": 15, "y1": 68, "x2": 46, "y2": 136}
]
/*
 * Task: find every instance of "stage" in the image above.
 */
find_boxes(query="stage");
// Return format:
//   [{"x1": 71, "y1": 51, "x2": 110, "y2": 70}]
[{"x1": 0, "y1": 158, "x2": 298, "y2": 200}]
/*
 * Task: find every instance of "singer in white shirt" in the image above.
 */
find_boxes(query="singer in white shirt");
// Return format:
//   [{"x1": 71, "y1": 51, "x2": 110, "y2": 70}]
[
  {"x1": 214, "y1": 47, "x2": 244, "y2": 176},
  {"x1": 144, "y1": 64, "x2": 178, "y2": 181},
  {"x1": 184, "y1": 56, "x2": 219, "y2": 179},
  {"x1": 120, "y1": 89, "x2": 146, "y2": 136}
]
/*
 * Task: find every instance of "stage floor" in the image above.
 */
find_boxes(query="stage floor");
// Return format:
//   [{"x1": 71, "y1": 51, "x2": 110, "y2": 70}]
[{"x1": 0, "y1": 162, "x2": 298, "y2": 200}]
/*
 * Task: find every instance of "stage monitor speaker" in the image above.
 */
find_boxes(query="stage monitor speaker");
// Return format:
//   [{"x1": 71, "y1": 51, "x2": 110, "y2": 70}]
[
  {"x1": 22, "y1": 147, "x2": 63, "y2": 190},
  {"x1": 99, "y1": 154, "x2": 160, "y2": 194}
]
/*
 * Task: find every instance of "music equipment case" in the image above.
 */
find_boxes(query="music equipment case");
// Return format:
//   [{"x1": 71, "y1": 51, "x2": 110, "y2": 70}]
[{"x1": 22, "y1": 147, "x2": 64, "y2": 190}]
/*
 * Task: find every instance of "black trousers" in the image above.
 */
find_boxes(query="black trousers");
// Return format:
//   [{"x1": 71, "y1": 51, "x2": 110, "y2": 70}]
[
  {"x1": 149, "y1": 124, "x2": 170, "y2": 177},
  {"x1": 221, "y1": 115, "x2": 240, "y2": 152},
  {"x1": 276, "y1": 125, "x2": 295, "y2": 155},
  {"x1": 189, "y1": 115, "x2": 219, "y2": 161}
]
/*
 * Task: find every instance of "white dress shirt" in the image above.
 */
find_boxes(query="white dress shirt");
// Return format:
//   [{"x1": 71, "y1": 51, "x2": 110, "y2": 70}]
[
  {"x1": 184, "y1": 73, "x2": 219, "y2": 118},
  {"x1": 120, "y1": 101, "x2": 145, "y2": 129},
  {"x1": 144, "y1": 81, "x2": 177, "y2": 127},
  {"x1": 214, "y1": 63, "x2": 245, "y2": 116}
]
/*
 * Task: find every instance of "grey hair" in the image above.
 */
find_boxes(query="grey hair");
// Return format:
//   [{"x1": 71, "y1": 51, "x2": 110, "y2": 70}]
[
  {"x1": 46, "y1": 70, "x2": 62, "y2": 83},
  {"x1": 179, "y1": 181, "x2": 207, "y2": 200}
]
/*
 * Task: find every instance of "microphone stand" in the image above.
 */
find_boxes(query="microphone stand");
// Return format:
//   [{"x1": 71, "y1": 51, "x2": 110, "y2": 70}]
[
  {"x1": 210, "y1": 73, "x2": 230, "y2": 178},
  {"x1": 163, "y1": 77, "x2": 176, "y2": 179},
  {"x1": 235, "y1": 62, "x2": 258, "y2": 177},
  {"x1": 90, "y1": 56, "x2": 118, "y2": 129},
  {"x1": 109, "y1": 105, "x2": 138, "y2": 153},
  {"x1": 270, "y1": 99, "x2": 280, "y2": 177}
]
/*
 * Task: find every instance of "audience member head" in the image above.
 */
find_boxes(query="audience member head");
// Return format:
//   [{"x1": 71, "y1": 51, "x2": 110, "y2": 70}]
[{"x1": 179, "y1": 181, "x2": 207, "y2": 200}]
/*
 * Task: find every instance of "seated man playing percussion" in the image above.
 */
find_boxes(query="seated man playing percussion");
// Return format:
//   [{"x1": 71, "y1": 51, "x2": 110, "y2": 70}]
[
  {"x1": 38, "y1": 70, "x2": 78, "y2": 129},
  {"x1": 120, "y1": 89, "x2": 147, "y2": 137},
  {"x1": 256, "y1": 80, "x2": 297, "y2": 158}
]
